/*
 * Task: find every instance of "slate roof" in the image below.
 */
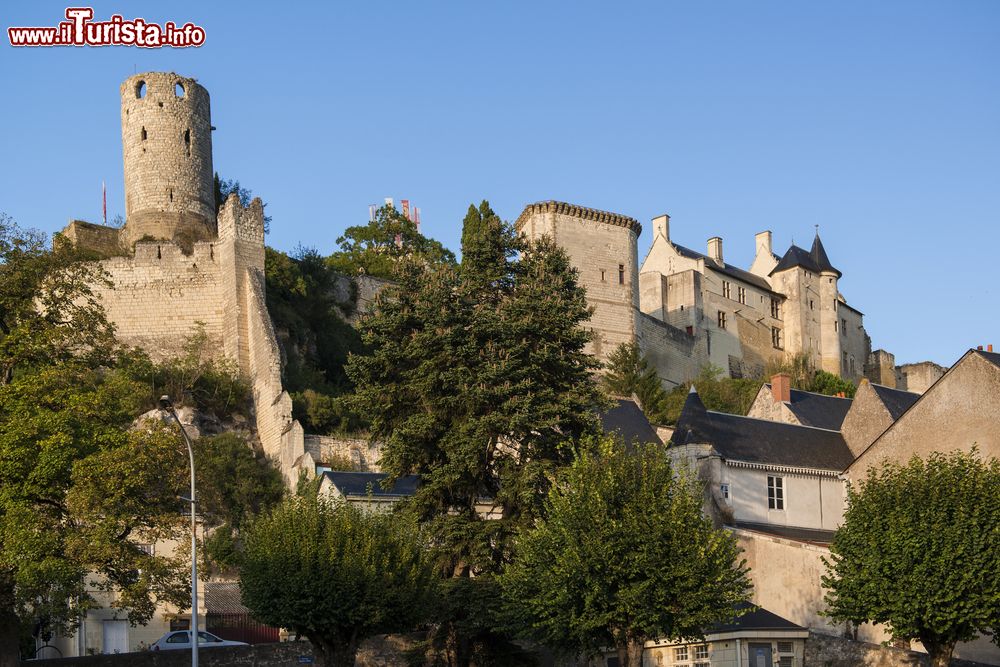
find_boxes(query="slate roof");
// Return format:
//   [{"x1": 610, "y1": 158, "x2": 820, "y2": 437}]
[
  {"x1": 672, "y1": 388, "x2": 854, "y2": 472},
  {"x1": 732, "y1": 521, "x2": 836, "y2": 545},
  {"x1": 869, "y1": 383, "x2": 920, "y2": 420},
  {"x1": 204, "y1": 582, "x2": 250, "y2": 615},
  {"x1": 709, "y1": 602, "x2": 807, "y2": 634},
  {"x1": 321, "y1": 471, "x2": 419, "y2": 498},
  {"x1": 770, "y1": 234, "x2": 842, "y2": 278},
  {"x1": 976, "y1": 349, "x2": 1000, "y2": 370},
  {"x1": 762, "y1": 384, "x2": 852, "y2": 430},
  {"x1": 601, "y1": 398, "x2": 662, "y2": 446},
  {"x1": 674, "y1": 243, "x2": 779, "y2": 294}
]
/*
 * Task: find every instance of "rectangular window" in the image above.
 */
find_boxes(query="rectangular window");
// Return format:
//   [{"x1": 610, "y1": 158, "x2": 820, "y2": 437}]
[
  {"x1": 778, "y1": 658, "x2": 793, "y2": 667},
  {"x1": 720, "y1": 483, "x2": 730, "y2": 500},
  {"x1": 618, "y1": 264, "x2": 625, "y2": 284},
  {"x1": 770, "y1": 297, "x2": 781, "y2": 319},
  {"x1": 722, "y1": 280, "x2": 731, "y2": 299},
  {"x1": 809, "y1": 299, "x2": 814, "y2": 310},
  {"x1": 600, "y1": 269, "x2": 606, "y2": 282},
  {"x1": 841, "y1": 318, "x2": 847, "y2": 335},
  {"x1": 685, "y1": 325, "x2": 694, "y2": 336},
  {"x1": 772, "y1": 327, "x2": 782, "y2": 350},
  {"x1": 674, "y1": 646, "x2": 689, "y2": 662},
  {"x1": 737, "y1": 286, "x2": 746, "y2": 304},
  {"x1": 717, "y1": 311, "x2": 727, "y2": 330},
  {"x1": 777, "y1": 641, "x2": 794, "y2": 654},
  {"x1": 850, "y1": 357, "x2": 856, "y2": 375},
  {"x1": 768, "y1": 475, "x2": 784, "y2": 510},
  {"x1": 834, "y1": 320, "x2": 838, "y2": 332},
  {"x1": 843, "y1": 351, "x2": 848, "y2": 369},
  {"x1": 694, "y1": 645, "x2": 709, "y2": 659}
]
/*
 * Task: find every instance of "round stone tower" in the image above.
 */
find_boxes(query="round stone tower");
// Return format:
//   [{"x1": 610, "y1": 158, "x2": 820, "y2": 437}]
[{"x1": 120, "y1": 72, "x2": 215, "y2": 249}]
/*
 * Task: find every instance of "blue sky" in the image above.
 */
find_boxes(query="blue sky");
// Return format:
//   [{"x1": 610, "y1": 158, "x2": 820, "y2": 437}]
[{"x1": 2, "y1": 1, "x2": 997, "y2": 366}]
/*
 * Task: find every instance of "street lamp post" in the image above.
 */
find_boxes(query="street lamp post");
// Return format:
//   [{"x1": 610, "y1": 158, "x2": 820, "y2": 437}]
[{"x1": 160, "y1": 395, "x2": 199, "y2": 667}]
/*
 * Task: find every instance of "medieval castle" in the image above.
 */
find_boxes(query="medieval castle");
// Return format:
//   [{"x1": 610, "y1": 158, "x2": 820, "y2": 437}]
[{"x1": 62, "y1": 72, "x2": 941, "y2": 484}]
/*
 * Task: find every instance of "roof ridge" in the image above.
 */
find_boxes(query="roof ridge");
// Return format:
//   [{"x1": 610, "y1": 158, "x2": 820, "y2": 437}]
[{"x1": 704, "y1": 409, "x2": 844, "y2": 433}]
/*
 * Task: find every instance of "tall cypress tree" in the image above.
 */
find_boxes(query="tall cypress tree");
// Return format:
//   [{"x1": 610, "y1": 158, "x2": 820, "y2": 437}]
[{"x1": 346, "y1": 201, "x2": 603, "y2": 663}]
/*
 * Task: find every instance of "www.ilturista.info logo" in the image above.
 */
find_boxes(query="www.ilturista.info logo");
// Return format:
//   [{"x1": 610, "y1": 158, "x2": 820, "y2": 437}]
[{"x1": 8, "y1": 8, "x2": 205, "y2": 47}]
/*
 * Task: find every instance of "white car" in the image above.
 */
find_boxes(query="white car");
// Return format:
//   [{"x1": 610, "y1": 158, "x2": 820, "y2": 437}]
[{"x1": 150, "y1": 630, "x2": 248, "y2": 651}]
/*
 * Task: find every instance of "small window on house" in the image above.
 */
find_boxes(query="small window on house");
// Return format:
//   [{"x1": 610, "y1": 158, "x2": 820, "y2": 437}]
[
  {"x1": 720, "y1": 483, "x2": 730, "y2": 500},
  {"x1": 843, "y1": 351, "x2": 848, "y2": 369},
  {"x1": 850, "y1": 356, "x2": 856, "y2": 375},
  {"x1": 674, "y1": 646, "x2": 689, "y2": 662},
  {"x1": 722, "y1": 280, "x2": 731, "y2": 299},
  {"x1": 770, "y1": 297, "x2": 781, "y2": 319},
  {"x1": 841, "y1": 318, "x2": 847, "y2": 335},
  {"x1": 777, "y1": 641, "x2": 794, "y2": 654},
  {"x1": 618, "y1": 264, "x2": 625, "y2": 284},
  {"x1": 141, "y1": 126, "x2": 147, "y2": 141},
  {"x1": 772, "y1": 327, "x2": 782, "y2": 350},
  {"x1": 768, "y1": 475, "x2": 784, "y2": 510},
  {"x1": 737, "y1": 286, "x2": 746, "y2": 304},
  {"x1": 778, "y1": 658, "x2": 793, "y2": 667},
  {"x1": 184, "y1": 129, "x2": 191, "y2": 156},
  {"x1": 834, "y1": 320, "x2": 838, "y2": 333},
  {"x1": 717, "y1": 311, "x2": 727, "y2": 330},
  {"x1": 169, "y1": 618, "x2": 190, "y2": 631},
  {"x1": 809, "y1": 299, "x2": 814, "y2": 310},
  {"x1": 600, "y1": 269, "x2": 606, "y2": 282},
  {"x1": 685, "y1": 325, "x2": 694, "y2": 336}
]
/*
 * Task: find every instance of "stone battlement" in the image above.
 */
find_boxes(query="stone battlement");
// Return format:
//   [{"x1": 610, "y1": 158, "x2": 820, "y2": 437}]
[{"x1": 515, "y1": 200, "x2": 642, "y2": 236}]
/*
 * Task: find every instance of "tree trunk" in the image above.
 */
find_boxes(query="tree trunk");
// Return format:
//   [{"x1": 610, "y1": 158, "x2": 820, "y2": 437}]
[
  {"x1": 923, "y1": 637, "x2": 955, "y2": 667},
  {"x1": 310, "y1": 637, "x2": 358, "y2": 667},
  {"x1": 0, "y1": 575, "x2": 21, "y2": 667},
  {"x1": 615, "y1": 636, "x2": 645, "y2": 667}
]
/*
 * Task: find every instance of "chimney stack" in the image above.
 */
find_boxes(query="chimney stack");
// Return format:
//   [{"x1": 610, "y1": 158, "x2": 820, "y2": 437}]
[
  {"x1": 653, "y1": 214, "x2": 670, "y2": 241},
  {"x1": 708, "y1": 236, "x2": 723, "y2": 264},
  {"x1": 755, "y1": 230, "x2": 772, "y2": 258},
  {"x1": 771, "y1": 373, "x2": 791, "y2": 403}
]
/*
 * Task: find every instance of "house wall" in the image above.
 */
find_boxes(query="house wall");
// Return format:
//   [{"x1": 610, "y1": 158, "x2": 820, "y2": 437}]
[
  {"x1": 847, "y1": 352, "x2": 1000, "y2": 475},
  {"x1": 722, "y1": 466, "x2": 844, "y2": 531},
  {"x1": 895, "y1": 361, "x2": 947, "y2": 394}
]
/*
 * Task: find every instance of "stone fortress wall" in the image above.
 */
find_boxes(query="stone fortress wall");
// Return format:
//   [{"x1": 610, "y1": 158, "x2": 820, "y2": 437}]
[{"x1": 62, "y1": 71, "x2": 308, "y2": 483}]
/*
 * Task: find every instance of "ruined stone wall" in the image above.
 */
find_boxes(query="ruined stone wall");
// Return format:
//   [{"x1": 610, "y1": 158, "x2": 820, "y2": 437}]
[
  {"x1": 304, "y1": 434, "x2": 383, "y2": 472},
  {"x1": 866, "y1": 349, "x2": 898, "y2": 388},
  {"x1": 93, "y1": 240, "x2": 227, "y2": 360},
  {"x1": 637, "y1": 312, "x2": 706, "y2": 387},
  {"x1": 61, "y1": 220, "x2": 124, "y2": 256},
  {"x1": 896, "y1": 361, "x2": 947, "y2": 394},
  {"x1": 120, "y1": 72, "x2": 215, "y2": 248}
]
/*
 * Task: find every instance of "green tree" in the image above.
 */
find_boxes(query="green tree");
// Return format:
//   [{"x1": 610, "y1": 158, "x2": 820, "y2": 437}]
[
  {"x1": 327, "y1": 204, "x2": 456, "y2": 279},
  {"x1": 195, "y1": 433, "x2": 285, "y2": 571},
  {"x1": 346, "y1": 201, "x2": 604, "y2": 663},
  {"x1": 0, "y1": 214, "x2": 115, "y2": 385},
  {"x1": 808, "y1": 370, "x2": 856, "y2": 397},
  {"x1": 239, "y1": 495, "x2": 436, "y2": 667},
  {"x1": 500, "y1": 439, "x2": 753, "y2": 666},
  {"x1": 659, "y1": 365, "x2": 761, "y2": 425},
  {"x1": 0, "y1": 360, "x2": 192, "y2": 666},
  {"x1": 822, "y1": 450, "x2": 1000, "y2": 667},
  {"x1": 602, "y1": 342, "x2": 670, "y2": 423}
]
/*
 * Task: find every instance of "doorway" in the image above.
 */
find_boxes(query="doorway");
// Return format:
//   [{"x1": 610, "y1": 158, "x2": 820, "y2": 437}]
[
  {"x1": 747, "y1": 642, "x2": 773, "y2": 667},
  {"x1": 102, "y1": 620, "x2": 128, "y2": 654}
]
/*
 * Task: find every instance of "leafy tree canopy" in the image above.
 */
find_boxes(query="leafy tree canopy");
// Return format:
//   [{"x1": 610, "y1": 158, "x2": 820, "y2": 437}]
[
  {"x1": 822, "y1": 450, "x2": 1000, "y2": 667},
  {"x1": 347, "y1": 201, "x2": 603, "y2": 576},
  {"x1": 213, "y1": 173, "x2": 271, "y2": 233},
  {"x1": 327, "y1": 204, "x2": 456, "y2": 279},
  {"x1": 500, "y1": 438, "x2": 753, "y2": 667},
  {"x1": 239, "y1": 495, "x2": 436, "y2": 667}
]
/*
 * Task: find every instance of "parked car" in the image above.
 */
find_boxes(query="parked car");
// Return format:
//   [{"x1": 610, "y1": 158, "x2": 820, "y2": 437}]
[{"x1": 150, "y1": 630, "x2": 248, "y2": 651}]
